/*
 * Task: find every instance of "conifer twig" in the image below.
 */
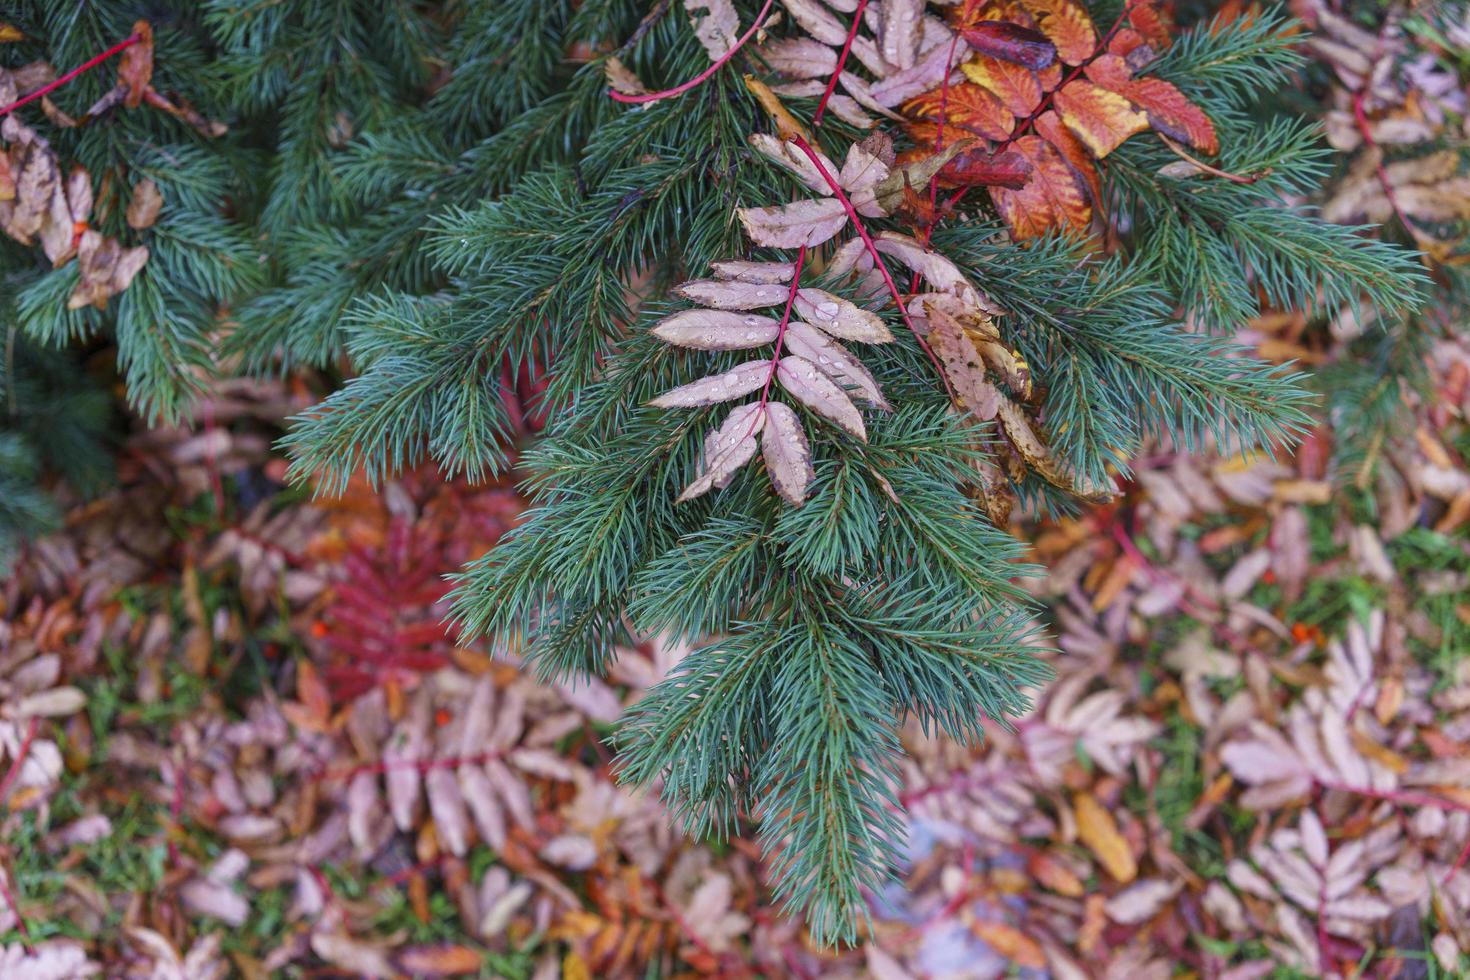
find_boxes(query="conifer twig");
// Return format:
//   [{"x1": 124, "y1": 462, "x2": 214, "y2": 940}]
[
  {"x1": 608, "y1": 0, "x2": 776, "y2": 104},
  {"x1": 0, "y1": 33, "x2": 141, "y2": 119}
]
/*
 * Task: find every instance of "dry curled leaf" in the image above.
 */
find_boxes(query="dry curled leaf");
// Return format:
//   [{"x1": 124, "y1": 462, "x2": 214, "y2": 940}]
[{"x1": 126, "y1": 177, "x2": 163, "y2": 229}]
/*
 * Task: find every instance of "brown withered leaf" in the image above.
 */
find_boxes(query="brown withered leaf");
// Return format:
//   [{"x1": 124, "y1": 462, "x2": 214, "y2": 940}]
[
  {"x1": 781, "y1": 320, "x2": 889, "y2": 409},
  {"x1": 651, "y1": 309, "x2": 780, "y2": 350},
  {"x1": 793, "y1": 288, "x2": 893, "y2": 343},
  {"x1": 649, "y1": 360, "x2": 770, "y2": 408},
  {"x1": 927, "y1": 299, "x2": 1001, "y2": 421},
  {"x1": 126, "y1": 177, "x2": 163, "y2": 229},
  {"x1": 678, "y1": 403, "x2": 765, "y2": 502},
  {"x1": 67, "y1": 230, "x2": 148, "y2": 310},
  {"x1": 760, "y1": 402, "x2": 814, "y2": 505},
  {"x1": 737, "y1": 197, "x2": 848, "y2": 248},
  {"x1": 777, "y1": 355, "x2": 866, "y2": 440},
  {"x1": 119, "y1": 21, "x2": 154, "y2": 109},
  {"x1": 675, "y1": 277, "x2": 794, "y2": 310},
  {"x1": 684, "y1": 0, "x2": 741, "y2": 61}
]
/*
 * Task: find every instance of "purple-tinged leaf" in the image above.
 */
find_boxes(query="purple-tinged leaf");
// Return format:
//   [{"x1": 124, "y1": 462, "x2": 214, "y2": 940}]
[
  {"x1": 675, "y1": 278, "x2": 793, "y2": 309},
  {"x1": 649, "y1": 360, "x2": 771, "y2": 408},
  {"x1": 761, "y1": 402, "x2": 815, "y2": 505},
  {"x1": 652, "y1": 309, "x2": 780, "y2": 350},
  {"x1": 710, "y1": 259, "x2": 795, "y2": 283},
  {"x1": 677, "y1": 403, "x2": 766, "y2": 503},
  {"x1": 737, "y1": 197, "x2": 849, "y2": 248},
  {"x1": 782, "y1": 320, "x2": 889, "y2": 409},
  {"x1": 777, "y1": 355, "x2": 867, "y2": 440},
  {"x1": 794, "y1": 288, "x2": 893, "y2": 343}
]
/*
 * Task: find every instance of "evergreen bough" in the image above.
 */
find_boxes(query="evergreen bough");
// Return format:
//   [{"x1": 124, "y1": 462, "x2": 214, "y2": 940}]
[{"x1": 3, "y1": 0, "x2": 1428, "y2": 941}]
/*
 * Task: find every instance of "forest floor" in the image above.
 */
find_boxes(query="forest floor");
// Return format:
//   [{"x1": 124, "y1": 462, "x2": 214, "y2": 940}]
[{"x1": 3, "y1": 331, "x2": 1470, "y2": 979}]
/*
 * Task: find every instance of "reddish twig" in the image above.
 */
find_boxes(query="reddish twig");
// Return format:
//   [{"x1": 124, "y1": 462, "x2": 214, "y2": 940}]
[
  {"x1": 609, "y1": 0, "x2": 776, "y2": 104},
  {"x1": 0, "y1": 869, "x2": 31, "y2": 953},
  {"x1": 1351, "y1": 88, "x2": 1423, "y2": 244},
  {"x1": 812, "y1": 0, "x2": 871, "y2": 126},
  {"x1": 757, "y1": 244, "x2": 809, "y2": 408},
  {"x1": 0, "y1": 718, "x2": 40, "y2": 806},
  {"x1": 788, "y1": 134, "x2": 955, "y2": 400},
  {"x1": 0, "y1": 34, "x2": 141, "y2": 119}
]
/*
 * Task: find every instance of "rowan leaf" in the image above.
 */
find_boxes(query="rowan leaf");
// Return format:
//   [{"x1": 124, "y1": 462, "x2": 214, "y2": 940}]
[
  {"x1": 782, "y1": 319, "x2": 889, "y2": 409},
  {"x1": 960, "y1": 56, "x2": 1044, "y2": 117},
  {"x1": 1053, "y1": 79, "x2": 1150, "y2": 159},
  {"x1": 118, "y1": 21, "x2": 154, "y2": 109},
  {"x1": 67, "y1": 231, "x2": 148, "y2": 310},
  {"x1": 678, "y1": 402, "x2": 765, "y2": 503},
  {"x1": 684, "y1": 0, "x2": 741, "y2": 61},
  {"x1": 793, "y1": 288, "x2": 893, "y2": 343},
  {"x1": 1086, "y1": 54, "x2": 1219, "y2": 154},
  {"x1": 777, "y1": 355, "x2": 867, "y2": 440},
  {"x1": 940, "y1": 147, "x2": 1031, "y2": 189},
  {"x1": 904, "y1": 82, "x2": 1014, "y2": 142},
  {"x1": 749, "y1": 133, "x2": 835, "y2": 194},
  {"x1": 959, "y1": 22, "x2": 1057, "y2": 70},
  {"x1": 988, "y1": 134, "x2": 1092, "y2": 239},
  {"x1": 710, "y1": 259, "x2": 795, "y2": 283},
  {"x1": 878, "y1": 0, "x2": 925, "y2": 70},
  {"x1": 649, "y1": 360, "x2": 770, "y2": 408},
  {"x1": 652, "y1": 310, "x2": 780, "y2": 350},
  {"x1": 126, "y1": 177, "x2": 163, "y2": 230},
  {"x1": 1073, "y1": 791, "x2": 1137, "y2": 882},
  {"x1": 782, "y1": 0, "x2": 850, "y2": 46},
  {"x1": 874, "y1": 232, "x2": 1003, "y2": 314},
  {"x1": 760, "y1": 402, "x2": 814, "y2": 505},
  {"x1": 927, "y1": 302, "x2": 1000, "y2": 415},
  {"x1": 1034, "y1": 109, "x2": 1100, "y2": 208},
  {"x1": 674, "y1": 278, "x2": 794, "y2": 310},
  {"x1": 736, "y1": 198, "x2": 849, "y2": 248},
  {"x1": 1019, "y1": 0, "x2": 1096, "y2": 66}
]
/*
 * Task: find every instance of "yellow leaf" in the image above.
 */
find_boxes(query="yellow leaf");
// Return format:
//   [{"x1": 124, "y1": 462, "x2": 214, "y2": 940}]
[
  {"x1": 563, "y1": 950, "x2": 592, "y2": 980},
  {"x1": 1074, "y1": 791, "x2": 1137, "y2": 882}
]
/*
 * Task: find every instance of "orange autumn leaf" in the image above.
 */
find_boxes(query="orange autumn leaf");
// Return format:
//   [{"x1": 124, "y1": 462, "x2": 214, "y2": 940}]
[
  {"x1": 1054, "y1": 79, "x2": 1150, "y2": 158},
  {"x1": 1128, "y1": 2, "x2": 1175, "y2": 48},
  {"x1": 1035, "y1": 109, "x2": 1100, "y2": 207},
  {"x1": 961, "y1": 55, "x2": 1045, "y2": 117},
  {"x1": 1019, "y1": 0, "x2": 1096, "y2": 65},
  {"x1": 989, "y1": 134, "x2": 1091, "y2": 238},
  {"x1": 904, "y1": 82, "x2": 1014, "y2": 142},
  {"x1": 971, "y1": 921, "x2": 1047, "y2": 968},
  {"x1": 1073, "y1": 791, "x2": 1138, "y2": 883},
  {"x1": 1086, "y1": 54, "x2": 1220, "y2": 154}
]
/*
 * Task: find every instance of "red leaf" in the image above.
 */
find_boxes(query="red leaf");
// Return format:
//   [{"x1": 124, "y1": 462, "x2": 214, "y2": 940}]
[
  {"x1": 959, "y1": 22, "x2": 1057, "y2": 70},
  {"x1": 940, "y1": 147, "x2": 1031, "y2": 189},
  {"x1": 960, "y1": 55, "x2": 1044, "y2": 117},
  {"x1": 1128, "y1": 1, "x2": 1175, "y2": 48},
  {"x1": 1086, "y1": 54, "x2": 1219, "y2": 154},
  {"x1": 1035, "y1": 109, "x2": 1100, "y2": 206},
  {"x1": 1018, "y1": 0, "x2": 1097, "y2": 66},
  {"x1": 989, "y1": 134, "x2": 1092, "y2": 239},
  {"x1": 904, "y1": 81, "x2": 1014, "y2": 141}
]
